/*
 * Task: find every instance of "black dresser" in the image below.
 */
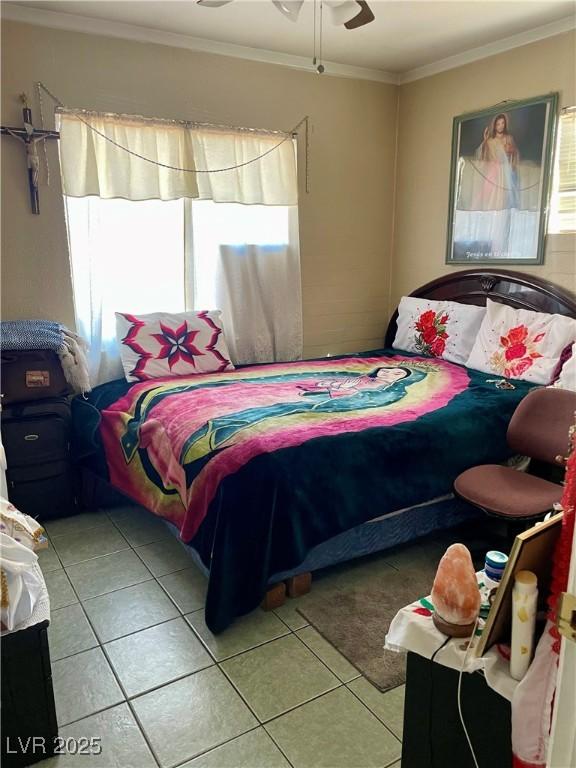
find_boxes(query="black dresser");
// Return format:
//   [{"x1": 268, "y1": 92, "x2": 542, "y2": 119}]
[{"x1": 1, "y1": 619, "x2": 58, "y2": 767}]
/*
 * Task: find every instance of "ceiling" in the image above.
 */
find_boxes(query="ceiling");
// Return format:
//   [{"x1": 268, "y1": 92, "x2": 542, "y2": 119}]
[{"x1": 4, "y1": 0, "x2": 576, "y2": 78}]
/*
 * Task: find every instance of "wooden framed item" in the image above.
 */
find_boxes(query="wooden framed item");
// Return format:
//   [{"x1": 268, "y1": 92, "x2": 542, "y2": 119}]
[
  {"x1": 446, "y1": 93, "x2": 558, "y2": 266},
  {"x1": 476, "y1": 511, "x2": 563, "y2": 657}
]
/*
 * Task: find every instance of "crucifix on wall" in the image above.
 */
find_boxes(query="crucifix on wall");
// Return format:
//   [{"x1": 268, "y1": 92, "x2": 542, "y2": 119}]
[{"x1": 1, "y1": 93, "x2": 60, "y2": 214}]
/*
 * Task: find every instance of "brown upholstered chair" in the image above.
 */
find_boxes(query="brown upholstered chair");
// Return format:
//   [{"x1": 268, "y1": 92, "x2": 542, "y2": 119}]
[{"x1": 454, "y1": 388, "x2": 576, "y2": 521}]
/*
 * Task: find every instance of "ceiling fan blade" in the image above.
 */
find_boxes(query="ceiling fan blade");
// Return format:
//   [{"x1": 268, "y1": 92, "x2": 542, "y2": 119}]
[
  {"x1": 272, "y1": 1, "x2": 305, "y2": 22},
  {"x1": 197, "y1": 0, "x2": 234, "y2": 7},
  {"x1": 344, "y1": 1, "x2": 375, "y2": 29},
  {"x1": 326, "y1": 1, "x2": 360, "y2": 26}
]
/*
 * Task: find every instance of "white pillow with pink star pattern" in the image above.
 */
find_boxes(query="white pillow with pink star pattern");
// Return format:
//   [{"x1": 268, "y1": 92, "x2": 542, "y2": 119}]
[{"x1": 115, "y1": 310, "x2": 235, "y2": 382}]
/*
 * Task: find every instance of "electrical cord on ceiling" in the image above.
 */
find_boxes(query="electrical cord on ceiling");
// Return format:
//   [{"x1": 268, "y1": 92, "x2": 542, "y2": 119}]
[{"x1": 312, "y1": 0, "x2": 324, "y2": 74}]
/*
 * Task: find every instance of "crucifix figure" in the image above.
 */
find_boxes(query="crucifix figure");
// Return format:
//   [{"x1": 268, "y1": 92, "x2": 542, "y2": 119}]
[{"x1": 1, "y1": 93, "x2": 60, "y2": 214}]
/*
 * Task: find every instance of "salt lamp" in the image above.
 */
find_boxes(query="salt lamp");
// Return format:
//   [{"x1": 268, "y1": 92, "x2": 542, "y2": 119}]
[{"x1": 431, "y1": 543, "x2": 481, "y2": 637}]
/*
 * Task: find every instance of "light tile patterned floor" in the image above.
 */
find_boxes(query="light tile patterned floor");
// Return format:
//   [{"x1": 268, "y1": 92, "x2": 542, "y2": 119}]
[{"x1": 40, "y1": 506, "x2": 408, "y2": 768}]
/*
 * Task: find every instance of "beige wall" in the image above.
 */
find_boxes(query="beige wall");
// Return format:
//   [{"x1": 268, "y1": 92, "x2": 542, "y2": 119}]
[
  {"x1": 0, "y1": 20, "x2": 398, "y2": 357},
  {"x1": 2, "y1": 21, "x2": 575, "y2": 358},
  {"x1": 392, "y1": 31, "x2": 576, "y2": 310}
]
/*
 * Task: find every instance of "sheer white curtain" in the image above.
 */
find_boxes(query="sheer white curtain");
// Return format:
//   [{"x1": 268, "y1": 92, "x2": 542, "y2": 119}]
[
  {"x1": 60, "y1": 109, "x2": 301, "y2": 384},
  {"x1": 191, "y1": 201, "x2": 302, "y2": 364},
  {"x1": 65, "y1": 197, "x2": 186, "y2": 384}
]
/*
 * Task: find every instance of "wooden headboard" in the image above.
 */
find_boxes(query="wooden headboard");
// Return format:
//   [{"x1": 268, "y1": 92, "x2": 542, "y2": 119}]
[{"x1": 385, "y1": 269, "x2": 576, "y2": 348}]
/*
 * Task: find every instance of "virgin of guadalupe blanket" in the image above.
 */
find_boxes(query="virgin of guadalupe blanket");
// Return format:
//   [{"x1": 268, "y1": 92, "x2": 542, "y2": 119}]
[
  {"x1": 101, "y1": 355, "x2": 465, "y2": 539},
  {"x1": 89, "y1": 351, "x2": 533, "y2": 631}
]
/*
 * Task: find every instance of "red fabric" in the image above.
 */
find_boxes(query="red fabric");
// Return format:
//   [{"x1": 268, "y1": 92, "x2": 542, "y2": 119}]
[
  {"x1": 513, "y1": 757, "x2": 545, "y2": 768},
  {"x1": 511, "y1": 422, "x2": 575, "y2": 766}
]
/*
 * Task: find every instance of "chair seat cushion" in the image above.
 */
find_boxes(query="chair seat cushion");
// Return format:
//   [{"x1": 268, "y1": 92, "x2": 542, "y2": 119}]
[{"x1": 454, "y1": 465, "x2": 562, "y2": 518}]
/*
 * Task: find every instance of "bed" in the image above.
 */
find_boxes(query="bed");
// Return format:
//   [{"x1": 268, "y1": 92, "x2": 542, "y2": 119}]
[{"x1": 73, "y1": 269, "x2": 576, "y2": 632}]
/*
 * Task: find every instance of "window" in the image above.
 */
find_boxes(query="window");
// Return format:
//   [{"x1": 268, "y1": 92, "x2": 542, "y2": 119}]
[
  {"x1": 549, "y1": 109, "x2": 576, "y2": 233},
  {"x1": 191, "y1": 200, "x2": 290, "y2": 309},
  {"x1": 65, "y1": 196, "x2": 299, "y2": 383},
  {"x1": 66, "y1": 197, "x2": 186, "y2": 343}
]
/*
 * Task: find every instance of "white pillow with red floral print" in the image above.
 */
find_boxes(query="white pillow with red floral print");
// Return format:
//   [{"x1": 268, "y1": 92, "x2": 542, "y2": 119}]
[
  {"x1": 392, "y1": 296, "x2": 486, "y2": 366},
  {"x1": 466, "y1": 299, "x2": 576, "y2": 384},
  {"x1": 115, "y1": 310, "x2": 235, "y2": 382}
]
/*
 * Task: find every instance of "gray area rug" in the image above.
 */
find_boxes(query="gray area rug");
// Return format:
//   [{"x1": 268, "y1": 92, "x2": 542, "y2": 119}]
[{"x1": 297, "y1": 526, "x2": 493, "y2": 691}]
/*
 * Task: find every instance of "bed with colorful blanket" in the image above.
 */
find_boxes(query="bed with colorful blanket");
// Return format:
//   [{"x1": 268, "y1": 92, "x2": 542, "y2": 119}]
[
  {"x1": 74, "y1": 349, "x2": 533, "y2": 631},
  {"x1": 75, "y1": 269, "x2": 576, "y2": 631}
]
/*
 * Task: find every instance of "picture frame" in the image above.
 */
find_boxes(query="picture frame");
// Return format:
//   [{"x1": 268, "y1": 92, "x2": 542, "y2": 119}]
[
  {"x1": 446, "y1": 93, "x2": 559, "y2": 266},
  {"x1": 475, "y1": 511, "x2": 563, "y2": 658}
]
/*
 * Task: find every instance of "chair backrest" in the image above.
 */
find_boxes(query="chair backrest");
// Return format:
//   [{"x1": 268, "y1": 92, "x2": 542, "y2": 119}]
[{"x1": 508, "y1": 387, "x2": 576, "y2": 465}]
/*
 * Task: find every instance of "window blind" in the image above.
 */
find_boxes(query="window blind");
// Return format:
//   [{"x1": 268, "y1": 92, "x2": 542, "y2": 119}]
[{"x1": 551, "y1": 109, "x2": 576, "y2": 233}]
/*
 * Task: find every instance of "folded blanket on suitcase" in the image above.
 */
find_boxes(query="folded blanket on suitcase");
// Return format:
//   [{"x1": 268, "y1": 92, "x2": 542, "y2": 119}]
[{"x1": 0, "y1": 320, "x2": 91, "y2": 395}]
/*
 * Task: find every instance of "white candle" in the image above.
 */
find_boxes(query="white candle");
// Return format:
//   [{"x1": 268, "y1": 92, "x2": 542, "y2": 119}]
[{"x1": 510, "y1": 570, "x2": 538, "y2": 681}]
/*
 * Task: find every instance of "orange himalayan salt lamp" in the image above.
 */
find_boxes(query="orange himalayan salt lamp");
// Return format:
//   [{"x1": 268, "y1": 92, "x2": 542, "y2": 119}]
[{"x1": 431, "y1": 543, "x2": 481, "y2": 637}]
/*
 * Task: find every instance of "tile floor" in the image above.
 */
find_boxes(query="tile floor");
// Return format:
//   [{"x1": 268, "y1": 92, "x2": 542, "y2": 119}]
[{"x1": 37, "y1": 505, "x2": 411, "y2": 768}]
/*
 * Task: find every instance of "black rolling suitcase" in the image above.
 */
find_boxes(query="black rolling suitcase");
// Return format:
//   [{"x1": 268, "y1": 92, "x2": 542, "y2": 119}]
[{"x1": 1, "y1": 398, "x2": 78, "y2": 521}]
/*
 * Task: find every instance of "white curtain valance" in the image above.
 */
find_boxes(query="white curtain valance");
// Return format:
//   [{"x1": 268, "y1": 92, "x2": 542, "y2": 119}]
[{"x1": 57, "y1": 110, "x2": 298, "y2": 206}]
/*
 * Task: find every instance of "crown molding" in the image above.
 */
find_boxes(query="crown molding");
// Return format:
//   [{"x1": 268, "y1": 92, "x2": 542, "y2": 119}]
[
  {"x1": 0, "y1": 3, "x2": 399, "y2": 84},
  {"x1": 400, "y1": 15, "x2": 576, "y2": 84},
  {"x1": 2, "y1": 3, "x2": 574, "y2": 87}
]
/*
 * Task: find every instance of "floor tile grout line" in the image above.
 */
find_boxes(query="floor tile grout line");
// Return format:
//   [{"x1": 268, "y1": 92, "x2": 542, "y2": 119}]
[
  {"x1": 293, "y1": 625, "x2": 364, "y2": 685},
  {"x1": 46, "y1": 511, "x2": 295, "y2": 767},
  {"x1": 166, "y1": 723, "x2": 266, "y2": 768},
  {"x1": 63, "y1": 567, "x2": 163, "y2": 768},
  {"x1": 46, "y1": 546, "x2": 164, "y2": 767},
  {"x1": 117, "y1": 661, "x2": 215, "y2": 703},
  {"x1": 87, "y1": 609, "x2": 187, "y2": 650},
  {"x1": 183, "y1": 617, "x2": 292, "y2": 665},
  {"x1": 124, "y1": 697, "x2": 163, "y2": 768},
  {"x1": 48, "y1": 600, "x2": 100, "y2": 664},
  {"x1": 279, "y1": 624, "x2": 354, "y2": 687},
  {"x1": 44, "y1": 521, "x2": 112, "y2": 540},
  {"x1": 257, "y1": 722, "x2": 297, "y2": 768},
  {"x1": 217, "y1": 653, "x2": 343, "y2": 727},
  {"x1": 44, "y1": 508, "x2": 400, "y2": 767},
  {"x1": 260, "y1": 684, "x2": 343, "y2": 730},
  {"x1": 65, "y1": 573, "x2": 156, "y2": 603},
  {"x1": 53, "y1": 543, "x2": 133, "y2": 569},
  {"x1": 344, "y1": 679, "x2": 404, "y2": 744}
]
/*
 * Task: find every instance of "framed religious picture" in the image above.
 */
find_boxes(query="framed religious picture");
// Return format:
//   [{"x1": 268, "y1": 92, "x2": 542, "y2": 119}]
[
  {"x1": 475, "y1": 511, "x2": 563, "y2": 658},
  {"x1": 446, "y1": 93, "x2": 559, "y2": 266}
]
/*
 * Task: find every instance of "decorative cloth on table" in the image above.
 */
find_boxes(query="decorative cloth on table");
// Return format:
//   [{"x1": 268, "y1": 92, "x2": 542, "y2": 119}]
[
  {"x1": 393, "y1": 296, "x2": 486, "y2": 366},
  {"x1": 0, "y1": 497, "x2": 49, "y2": 634},
  {"x1": 0, "y1": 497, "x2": 47, "y2": 552},
  {"x1": 466, "y1": 299, "x2": 576, "y2": 384},
  {"x1": 384, "y1": 572, "x2": 519, "y2": 702},
  {"x1": 0, "y1": 320, "x2": 91, "y2": 395},
  {"x1": 0, "y1": 533, "x2": 43, "y2": 633}
]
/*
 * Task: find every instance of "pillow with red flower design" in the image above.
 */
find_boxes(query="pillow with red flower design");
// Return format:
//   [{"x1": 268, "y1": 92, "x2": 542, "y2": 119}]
[
  {"x1": 392, "y1": 296, "x2": 486, "y2": 365},
  {"x1": 116, "y1": 310, "x2": 235, "y2": 382},
  {"x1": 466, "y1": 299, "x2": 576, "y2": 384}
]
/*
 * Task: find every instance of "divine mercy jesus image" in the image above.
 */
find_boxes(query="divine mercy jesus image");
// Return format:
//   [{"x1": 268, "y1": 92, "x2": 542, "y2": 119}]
[{"x1": 449, "y1": 96, "x2": 554, "y2": 263}]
